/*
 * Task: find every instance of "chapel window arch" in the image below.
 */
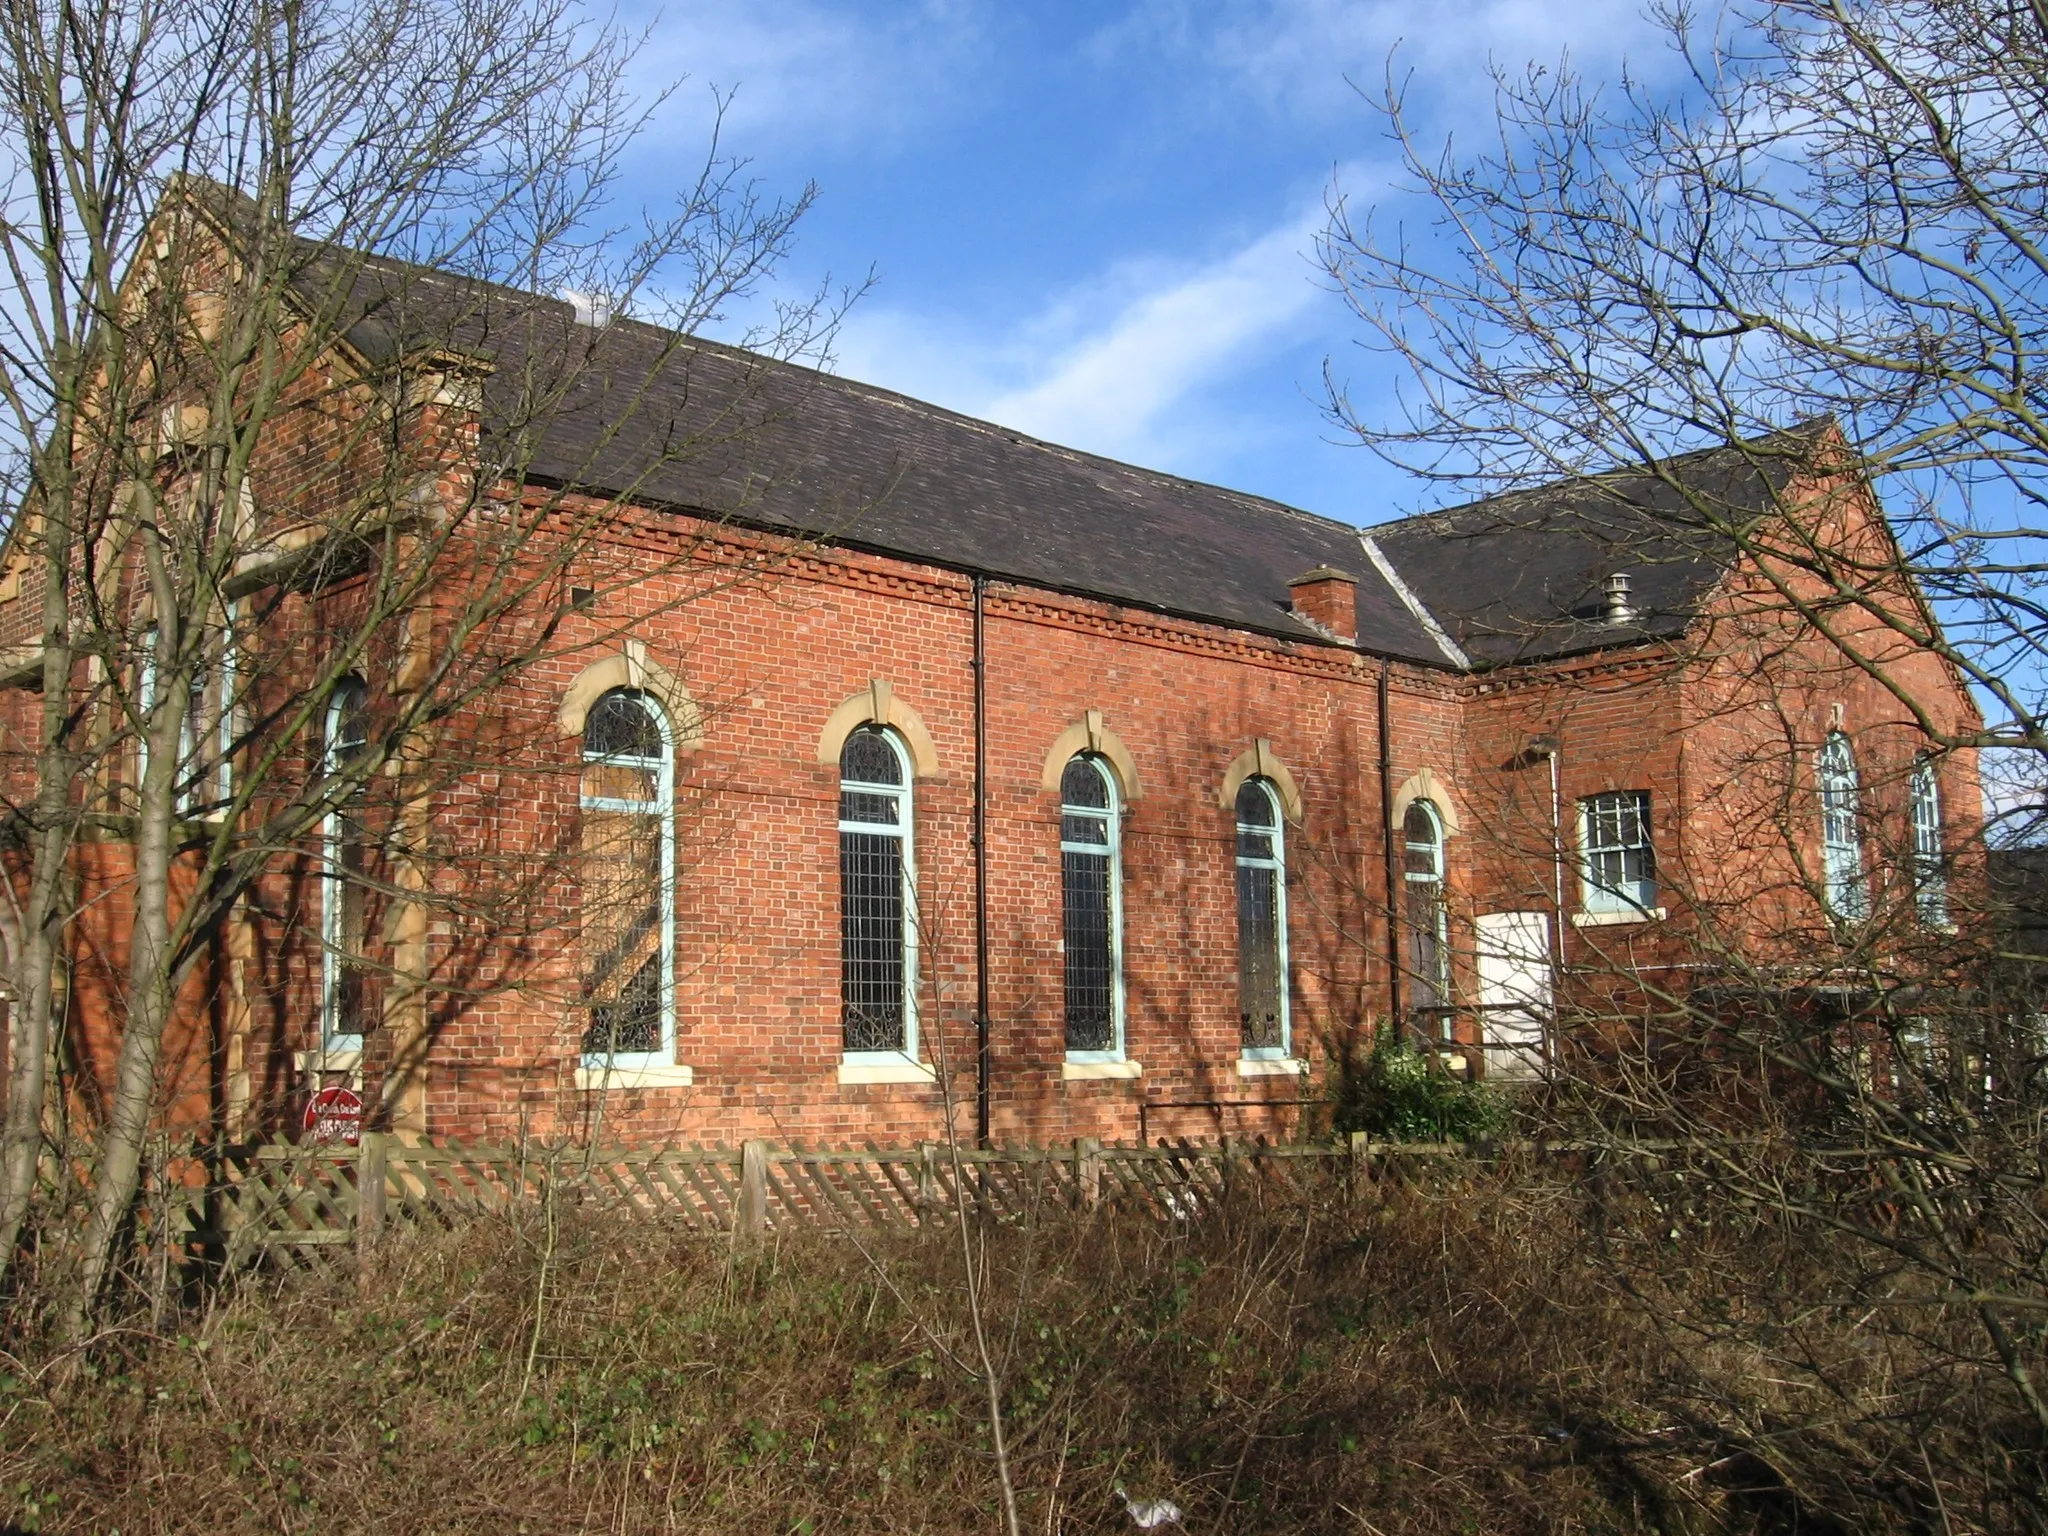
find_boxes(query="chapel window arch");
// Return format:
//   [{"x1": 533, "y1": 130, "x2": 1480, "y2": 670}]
[
  {"x1": 839, "y1": 725, "x2": 918, "y2": 1059},
  {"x1": 1235, "y1": 776, "x2": 1290, "y2": 1059},
  {"x1": 1403, "y1": 798, "x2": 1452, "y2": 1038},
  {"x1": 1818, "y1": 731, "x2": 1868, "y2": 921},
  {"x1": 579, "y1": 688, "x2": 676, "y2": 1064},
  {"x1": 1061, "y1": 753, "x2": 1125, "y2": 1060}
]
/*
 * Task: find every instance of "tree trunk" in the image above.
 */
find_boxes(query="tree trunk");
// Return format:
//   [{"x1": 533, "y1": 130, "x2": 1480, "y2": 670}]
[
  {"x1": 0, "y1": 462, "x2": 78, "y2": 1276},
  {"x1": 61, "y1": 674, "x2": 180, "y2": 1335}
]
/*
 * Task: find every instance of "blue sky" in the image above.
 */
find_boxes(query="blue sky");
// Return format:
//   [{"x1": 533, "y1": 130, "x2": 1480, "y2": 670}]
[{"x1": 615, "y1": 0, "x2": 1675, "y2": 532}]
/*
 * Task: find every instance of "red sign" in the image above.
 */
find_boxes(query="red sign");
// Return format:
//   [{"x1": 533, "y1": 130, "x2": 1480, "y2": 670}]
[{"x1": 302, "y1": 1085, "x2": 364, "y2": 1146}]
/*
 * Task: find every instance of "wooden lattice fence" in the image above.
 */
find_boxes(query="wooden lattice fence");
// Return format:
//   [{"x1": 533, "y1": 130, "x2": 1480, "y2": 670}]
[{"x1": 160, "y1": 1134, "x2": 1438, "y2": 1265}]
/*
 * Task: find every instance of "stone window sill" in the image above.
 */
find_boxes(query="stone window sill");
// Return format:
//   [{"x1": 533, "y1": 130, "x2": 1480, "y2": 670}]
[
  {"x1": 1062, "y1": 1059, "x2": 1142, "y2": 1081},
  {"x1": 838, "y1": 1059, "x2": 937, "y2": 1086},
  {"x1": 1571, "y1": 906, "x2": 1666, "y2": 928},
  {"x1": 575, "y1": 1062, "x2": 696, "y2": 1090},
  {"x1": 1236, "y1": 1057, "x2": 1306, "y2": 1078},
  {"x1": 294, "y1": 1048, "x2": 362, "y2": 1074}
]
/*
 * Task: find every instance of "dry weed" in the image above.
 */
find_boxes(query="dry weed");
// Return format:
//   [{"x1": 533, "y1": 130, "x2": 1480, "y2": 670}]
[{"x1": 0, "y1": 1168, "x2": 2033, "y2": 1533}]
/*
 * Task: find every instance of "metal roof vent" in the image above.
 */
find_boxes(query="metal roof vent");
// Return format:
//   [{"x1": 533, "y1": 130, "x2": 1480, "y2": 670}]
[
  {"x1": 1603, "y1": 571, "x2": 1636, "y2": 627},
  {"x1": 561, "y1": 287, "x2": 614, "y2": 327}
]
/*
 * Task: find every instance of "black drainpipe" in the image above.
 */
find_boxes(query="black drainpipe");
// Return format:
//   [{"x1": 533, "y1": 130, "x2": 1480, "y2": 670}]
[
  {"x1": 972, "y1": 574, "x2": 992, "y2": 1144},
  {"x1": 1378, "y1": 658, "x2": 1402, "y2": 1028}
]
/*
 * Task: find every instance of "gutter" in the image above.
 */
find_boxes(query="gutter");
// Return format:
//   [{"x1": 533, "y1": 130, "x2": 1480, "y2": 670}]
[
  {"x1": 516, "y1": 471, "x2": 1468, "y2": 669},
  {"x1": 972, "y1": 574, "x2": 991, "y2": 1145},
  {"x1": 1378, "y1": 659, "x2": 1402, "y2": 1027}
]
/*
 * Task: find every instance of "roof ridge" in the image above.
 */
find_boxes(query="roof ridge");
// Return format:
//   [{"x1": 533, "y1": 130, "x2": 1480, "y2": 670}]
[
  {"x1": 1365, "y1": 430, "x2": 1823, "y2": 536},
  {"x1": 298, "y1": 240, "x2": 1373, "y2": 541}
]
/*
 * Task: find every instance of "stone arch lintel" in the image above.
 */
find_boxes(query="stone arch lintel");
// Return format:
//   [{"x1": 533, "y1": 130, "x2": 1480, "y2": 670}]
[
  {"x1": 1218, "y1": 739, "x2": 1304, "y2": 824},
  {"x1": 557, "y1": 640, "x2": 703, "y2": 749},
  {"x1": 1389, "y1": 767, "x2": 1461, "y2": 836},
  {"x1": 1039, "y1": 710, "x2": 1142, "y2": 802},
  {"x1": 816, "y1": 678, "x2": 942, "y2": 778}
]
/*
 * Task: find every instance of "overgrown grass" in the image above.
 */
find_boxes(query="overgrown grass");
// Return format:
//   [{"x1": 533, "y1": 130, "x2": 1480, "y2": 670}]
[{"x1": 0, "y1": 1166, "x2": 2034, "y2": 1533}]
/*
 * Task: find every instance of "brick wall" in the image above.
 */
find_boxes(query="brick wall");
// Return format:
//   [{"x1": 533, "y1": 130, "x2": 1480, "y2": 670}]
[{"x1": 0, "y1": 444, "x2": 1987, "y2": 1148}]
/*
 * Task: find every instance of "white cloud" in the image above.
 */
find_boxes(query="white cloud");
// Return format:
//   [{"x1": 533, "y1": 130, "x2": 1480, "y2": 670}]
[
  {"x1": 1097, "y1": 0, "x2": 1671, "y2": 121},
  {"x1": 981, "y1": 215, "x2": 1326, "y2": 453},
  {"x1": 829, "y1": 189, "x2": 1358, "y2": 469},
  {"x1": 622, "y1": 0, "x2": 991, "y2": 157}
]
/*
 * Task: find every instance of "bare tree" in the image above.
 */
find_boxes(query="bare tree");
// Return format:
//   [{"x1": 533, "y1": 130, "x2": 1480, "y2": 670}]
[
  {"x1": 1323, "y1": 0, "x2": 2048, "y2": 758},
  {"x1": 0, "y1": 0, "x2": 837, "y2": 1330},
  {"x1": 1318, "y1": 2, "x2": 2048, "y2": 1523}
]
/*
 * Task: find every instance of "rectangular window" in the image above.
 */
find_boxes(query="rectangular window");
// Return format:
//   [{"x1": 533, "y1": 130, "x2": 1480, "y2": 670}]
[
  {"x1": 1063, "y1": 843, "x2": 1116, "y2": 1052},
  {"x1": 579, "y1": 811, "x2": 665, "y2": 1055},
  {"x1": 1911, "y1": 759, "x2": 1949, "y2": 927},
  {"x1": 136, "y1": 619, "x2": 237, "y2": 817},
  {"x1": 1579, "y1": 791, "x2": 1656, "y2": 914},
  {"x1": 1237, "y1": 861, "x2": 1283, "y2": 1051},
  {"x1": 840, "y1": 827, "x2": 908, "y2": 1051},
  {"x1": 321, "y1": 678, "x2": 376, "y2": 1052}
]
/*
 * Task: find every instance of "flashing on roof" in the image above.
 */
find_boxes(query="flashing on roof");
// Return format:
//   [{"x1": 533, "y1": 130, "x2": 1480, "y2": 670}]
[{"x1": 1357, "y1": 534, "x2": 1471, "y2": 670}]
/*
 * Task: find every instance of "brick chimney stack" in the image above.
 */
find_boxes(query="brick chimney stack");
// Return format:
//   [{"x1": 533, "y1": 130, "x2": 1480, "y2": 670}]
[{"x1": 1287, "y1": 566, "x2": 1359, "y2": 642}]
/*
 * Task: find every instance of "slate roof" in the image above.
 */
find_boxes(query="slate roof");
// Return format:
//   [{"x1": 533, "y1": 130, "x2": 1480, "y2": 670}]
[
  {"x1": 282, "y1": 236, "x2": 1804, "y2": 673},
  {"x1": 1369, "y1": 444, "x2": 1806, "y2": 668}
]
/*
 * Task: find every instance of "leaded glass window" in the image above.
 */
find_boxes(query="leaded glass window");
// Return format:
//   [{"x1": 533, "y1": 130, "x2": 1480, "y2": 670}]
[
  {"x1": 580, "y1": 689, "x2": 674, "y2": 1060},
  {"x1": 1819, "y1": 732, "x2": 1868, "y2": 921},
  {"x1": 1911, "y1": 756, "x2": 1949, "y2": 927},
  {"x1": 1579, "y1": 791, "x2": 1656, "y2": 914},
  {"x1": 1062, "y1": 754, "x2": 1122, "y2": 1056},
  {"x1": 840, "y1": 726, "x2": 916, "y2": 1056},
  {"x1": 1236, "y1": 777, "x2": 1288, "y2": 1057},
  {"x1": 321, "y1": 677, "x2": 373, "y2": 1050},
  {"x1": 1403, "y1": 800, "x2": 1451, "y2": 1036}
]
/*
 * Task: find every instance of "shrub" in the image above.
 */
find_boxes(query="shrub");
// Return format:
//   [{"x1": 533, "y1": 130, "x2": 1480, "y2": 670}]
[{"x1": 1329, "y1": 1028, "x2": 1503, "y2": 1141}]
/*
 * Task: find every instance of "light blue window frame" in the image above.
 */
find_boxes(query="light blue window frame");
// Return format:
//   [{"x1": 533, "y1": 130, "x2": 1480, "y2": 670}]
[
  {"x1": 1578, "y1": 790, "x2": 1657, "y2": 915},
  {"x1": 1819, "y1": 731, "x2": 1868, "y2": 922},
  {"x1": 1403, "y1": 799, "x2": 1452, "y2": 1035},
  {"x1": 1062, "y1": 754, "x2": 1126, "y2": 1063},
  {"x1": 1910, "y1": 756, "x2": 1949, "y2": 928},
  {"x1": 839, "y1": 725, "x2": 919, "y2": 1067},
  {"x1": 320, "y1": 677, "x2": 369, "y2": 1053},
  {"x1": 136, "y1": 614, "x2": 236, "y2": 816},
  {"x1": 579, "y1": 690, "x2": 677, "y2": 1069},
  {"x1": 1236, "y1": 777, "x2": 1291, "y2": 1060}
]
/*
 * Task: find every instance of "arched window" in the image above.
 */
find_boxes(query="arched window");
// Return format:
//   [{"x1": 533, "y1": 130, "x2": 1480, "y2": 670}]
[
  {"x1": 1236, "y1": 777, "x2": 1289, "y2": 1058},
  {"x1": 136, "y1": 613, "x2": 238, "y2": 816},
  {"x1": 1911, "y1": 755, "x2": 1949, "y2": 927},
  {"x1": 320, "y1": 677, "x2": 372, "y2": 1051},
  {"x1": 1061, "y1": 754, "x2": 1124, "y2": 1058},
  {"x1": 840, "y1": 726, "x2": 916, "y2": 1057},
  {"x1": 1403, "y1": 800, "x2": 1451, "y2": 1037},
  {"x1": 580, "y1": 689, "x2": 674, "y2": 1062},
  {"x1": 1818, "y1": 732, "x2": 1868, "y2": 921}
]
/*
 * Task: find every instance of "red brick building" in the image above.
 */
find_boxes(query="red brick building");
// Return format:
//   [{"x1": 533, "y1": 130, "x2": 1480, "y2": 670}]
[{"x1": 0, "y1": 249, "x2": 1983, "y2": 1148}]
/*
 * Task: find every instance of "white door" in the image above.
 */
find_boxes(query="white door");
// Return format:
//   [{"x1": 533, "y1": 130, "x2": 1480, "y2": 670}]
[{"x1": 1476, "y1": 911, "x2": 1552, "y2": 1080}]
